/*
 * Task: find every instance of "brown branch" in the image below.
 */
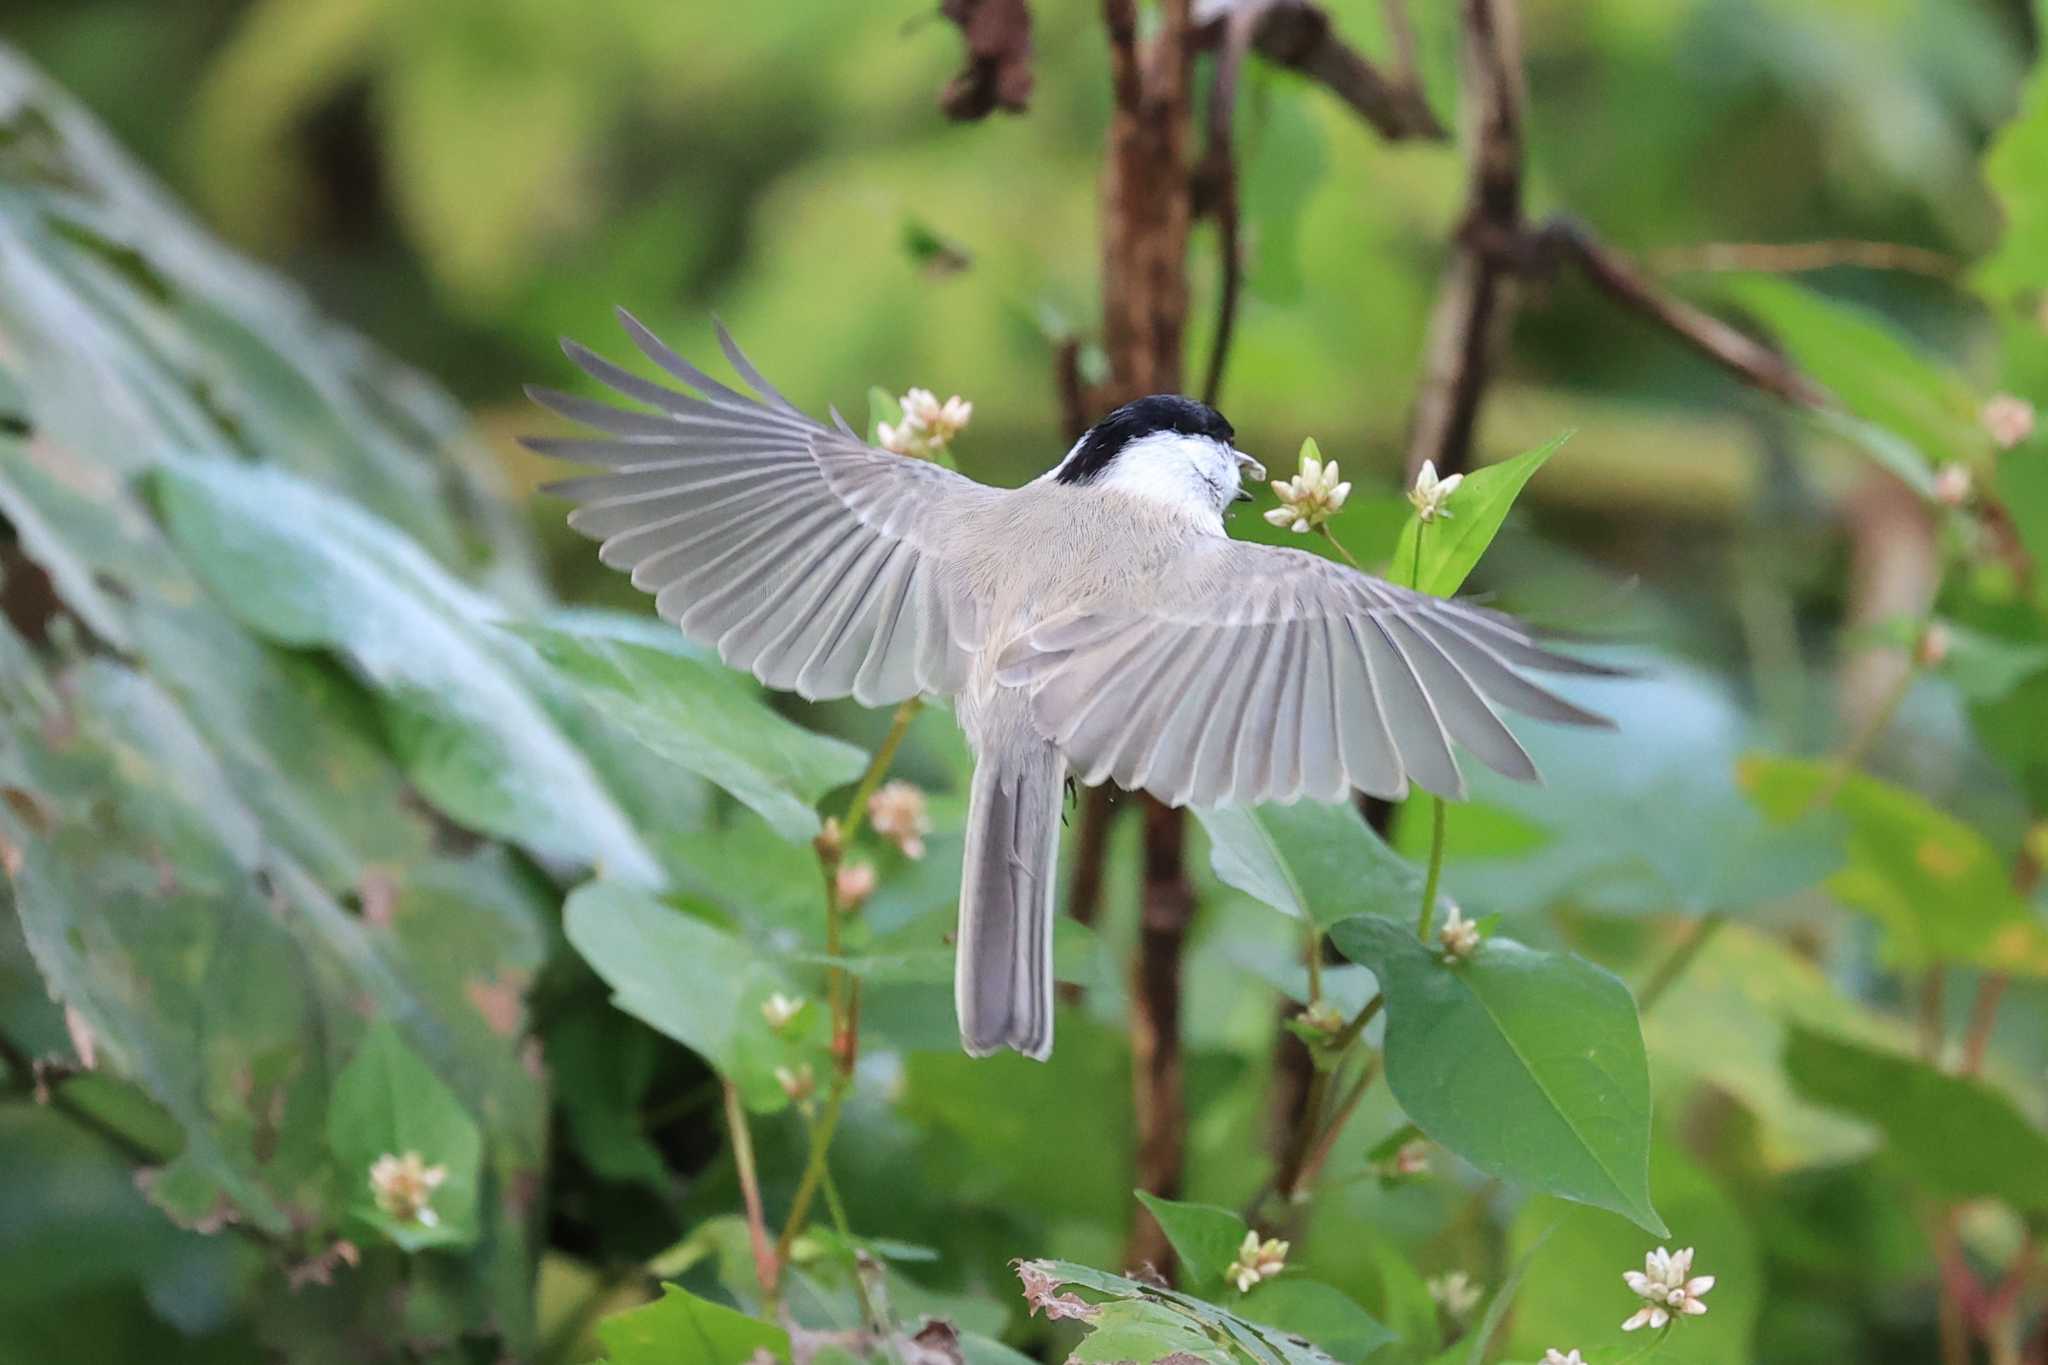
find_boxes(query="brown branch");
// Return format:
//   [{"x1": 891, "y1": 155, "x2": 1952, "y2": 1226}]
[
  {"x1": 1205, "y1": 1, "x2": 1447, "y2": 142},
  {"x1": 1646, "y1": 239, "x2": 1963, "y2": 280},
  {"x1": 1404, "y1": 0, "x2": 1524, "y2": 479},
  {"x1": 938, "y1": 0, "x2": 1035, "y2": 121},
  {"x1": 1518, "y1": 218, "x2": 1829, "y2": 407},
  {"x1": 1195, "y1": 2, "x2": 1265, "y2": 405},
  {"x1": 1099, "y1": 0, "x2": 1202, "y2": 1276}
]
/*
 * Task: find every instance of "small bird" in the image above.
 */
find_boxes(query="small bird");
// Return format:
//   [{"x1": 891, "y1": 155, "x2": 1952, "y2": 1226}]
[{"x1": 527, "y1": 314, "x2": 1613, "y2": 1061}]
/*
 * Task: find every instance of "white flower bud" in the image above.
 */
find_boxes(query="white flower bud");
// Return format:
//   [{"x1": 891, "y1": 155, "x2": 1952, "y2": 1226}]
[
  {"x1": 868, "y1": 781, "x2": 930, "y2": 860},
  {"x1": 1982, "y1": 393, "x2": 2036, "y2": 450},
  {"x1": 1408, "y1": 459, "x2": 1464, "y2": 523},
  {"x1": 1622, "y1": 1245, "x2": 1714, "y2": 1331},
  {"x1": 369, "y1": 1151, "x2": 448, "y2": 1227}
]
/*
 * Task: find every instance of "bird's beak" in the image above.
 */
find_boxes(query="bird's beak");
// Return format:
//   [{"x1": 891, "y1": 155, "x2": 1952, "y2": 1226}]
[{"x1": 1234, "y1": 449, "x2": 1267, "y2": 483}]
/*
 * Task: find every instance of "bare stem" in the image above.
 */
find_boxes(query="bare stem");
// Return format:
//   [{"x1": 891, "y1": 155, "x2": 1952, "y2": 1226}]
[
  {"x1": 1317, "y1": 523, "x2": 1366, "y2": 572},
  {"x1": 842, "y1": 699, "x2": 923, "y2": 845},
  {"x1": 724, "y1": 1080, "x2": 778, "y2": 1298},
  {"x1": 773, "y1": 1083, "x2": 850, "y2": 1276},
  {"x1": 1637, "y1": 912, "x2": 1727, "y2": 1012},
  {"x1": 1416, "y1": 797, "x2": 1447, "y2": 941}
]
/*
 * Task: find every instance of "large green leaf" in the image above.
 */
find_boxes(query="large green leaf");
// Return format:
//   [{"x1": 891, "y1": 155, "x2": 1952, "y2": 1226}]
[
  {"x1": 1740, "y1": 755, "x2": 2048, "y2": 975},
  {"x1": 1784, "y1": 1027, "x2": 2048, "y2": 1212},
  {"x1": 1237, "y1": 1279, "x2": 1394, "y2": 1364},
  {"x1": 595, "y1": 1285, "x2": 790, "y2": 1365},
  {"x1": 563, "y1": 880, "x2": 811, "y2": 1110},
  {"x1": 154, "y1": 457, "x2": 664, "y2": 884},
  {"x1": 1195, "y1": 800, "x2": 1428, "y2": 930},
  {"x1": 1389, "y1": 435, "x2": 1567, "y2": 597},
  {"x1": 326, "y1": 1022, "x2": 483, "y2": 1251},
  {"x1": 1329, "y1": 915, "x2": 1664, "y2": 1234},
  {"x1": 506, "y1": 623, "x2": 866, "y2": 842}
]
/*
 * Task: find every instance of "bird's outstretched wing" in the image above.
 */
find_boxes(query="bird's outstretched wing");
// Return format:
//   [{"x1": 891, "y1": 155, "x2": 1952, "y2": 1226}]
[
  {"x1": 995, "y1": 538, "x2": 1617, "y2": 805},
  {"x1": 526, "y1": 312, "x2": 993, "y2": 705}
]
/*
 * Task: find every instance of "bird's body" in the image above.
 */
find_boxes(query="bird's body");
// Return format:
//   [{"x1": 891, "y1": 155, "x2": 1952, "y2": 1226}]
[{"x1": 528, "y1": 315, "x2": 1613, "y2": 1062}]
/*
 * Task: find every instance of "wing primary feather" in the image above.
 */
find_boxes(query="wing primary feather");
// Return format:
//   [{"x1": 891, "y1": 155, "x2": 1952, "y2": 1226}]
[
  {"x1": 1363, "y1": 615, "x2": 1465, "y2": 798},
  {"x1": 1413, "y1": 614, "x2": 1614, "y2": 727},
  {"x1": 712, "y1": 318, "x2": 806, "y2": 416},
  {"x1": 1384, "y1": 615, "x2": 1536, "y2": 782}
]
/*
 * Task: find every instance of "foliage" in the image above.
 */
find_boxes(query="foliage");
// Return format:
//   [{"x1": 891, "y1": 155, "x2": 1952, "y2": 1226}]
[{"x1": 2, "y1": 4, "x2": 2048, "y2": 1365}]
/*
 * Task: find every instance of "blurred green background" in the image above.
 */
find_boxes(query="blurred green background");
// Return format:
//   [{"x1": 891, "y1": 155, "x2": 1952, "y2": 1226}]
[{"x1": 3, "y1": 1, "x2": 2047, "y2": 1363}]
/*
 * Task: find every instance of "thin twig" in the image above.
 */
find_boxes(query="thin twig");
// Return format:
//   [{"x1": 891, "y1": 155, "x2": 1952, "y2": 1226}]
[
  {"x1": 1646, "y1": 239, "x2": 1962, "y2": 280},
  {"x1": 1210, "y1": 2, "x2": 1447, "y2": 141},
  {"x1": 1636, "y1": 912, "x2": 1727, "y2": 1012},
  {"x1": 1196, "y1": 1, "x2": 1265, "y2": 406},
  {"x1": 773, "y1": 1084, "x2": 849, "y2": 1276},
  {"x1": 1519, "y1": 217, "x2": 1828, "y2": 408},
  {"x1": 1415, "y1": 797, "x2": 1447, "y2": 940},
  {"x1": 725, "y1": 1080, "x2": 778, "y2": 1297}
]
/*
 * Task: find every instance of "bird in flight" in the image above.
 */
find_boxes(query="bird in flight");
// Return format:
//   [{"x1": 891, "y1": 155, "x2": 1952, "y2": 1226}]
[{"x1": 527, "y1": 314, "x2": 1613, "y2": 1062}]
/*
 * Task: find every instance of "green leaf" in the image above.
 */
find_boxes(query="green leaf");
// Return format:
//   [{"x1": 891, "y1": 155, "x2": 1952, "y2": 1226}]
[
  {"x1": 1328, "y1": 916, "x2": 1664, "y2": 1234},
  {"x1": 595, "y1": 1284, "x2": 790, "y2": 1365},
  {"x1": 868, "y1": 385, "x2": 904, "y2": 446},
  {"x1": 154, "y1": 457, "x2": 664, "y2": 884},
  {"x1": 563, "y1": 881, "x2": 797, "y2": 1105},
  {"x1": 1783, "y1": 1026, "x2": 2048, "y2": 1211},
  {"x1": 1389, "y1": 435, "x2": 1567, "y2": 597},
  {"x1": 1133, "y1": 1191, "x2": 1250, "y2": 1290},
  {"x1": 1195, "y1": 800, "x2": 1428, "y2": 930},
  {"x1": 1070, "y1": 1300, "x2": 1229, "y2": 1365},
  {"x1": 1739, "y1": 755, "x2": 2048, "y2": 975},
  {"x1": 1020, "y1": 1260, "x2": 1340, "y2": 1365},
  {"x1": 326, "y1": 1023, "x2": 483, "y2": 1251},
  {"x1": 1975, "y1": 37, "x2": 2048, "y2": 301},
  {"x1": 1237, "y1": 1279, "x2": 1394, "y2": 1363},
  {"x1": 1997, "y1": 440, "x2": 2048, "y2": 572},
  {"x1": 505, "y1": 623, "x2": 867, "y2": 842}
]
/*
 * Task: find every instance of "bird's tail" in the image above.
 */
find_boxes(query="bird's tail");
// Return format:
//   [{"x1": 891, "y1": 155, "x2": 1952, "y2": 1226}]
[{"x1": 956, "y1": 739, "x2": 1066, "y2": 1060}]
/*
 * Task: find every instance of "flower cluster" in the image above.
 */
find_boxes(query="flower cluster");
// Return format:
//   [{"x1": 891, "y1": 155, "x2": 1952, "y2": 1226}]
[
  {"x1": 835, "y1": 861, "x2": 878, "y2": 910},
  {"x1": 1265, "y1": 444, "x2": 1352, "y2": 533},
  {"x1": 1622, "y1": 1245, "x2": 1715, "y2": 1331},
  {"x1": 1541, "y1": 1351, "x2": 1588, "y2": 1365},
  {"x1": 868, "y1": 781, "x2": 931, "y2": 860},
  {"x1": 369, "y1": 1151, "x2": 447, "y2": 1227},
  {"x1": 1426, "y1": 1269, "x2": 1483, "y2": 1317},
  {"x1": 1407, "y1": 459, "x2": 1463, "y2": 523},
  {"x1": 879, "y1": 388, "x2": 973, "y2": 459},
  {"x1": 1225, "y1": 1231, "x2": 1289, "y2": 1292},
  {"x1": 1982, "y1": 393, "x2": 2036, "y2": 450},
  {"x1": 1437, "y1": 904, "x2": 1481, "y2": 962},
  {"x1": 760, "y1": 992, "x2": 806, "y2": 1031}
]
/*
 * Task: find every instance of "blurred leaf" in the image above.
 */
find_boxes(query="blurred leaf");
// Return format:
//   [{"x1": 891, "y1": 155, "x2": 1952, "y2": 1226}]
[
  {"x1": 1133, "y1": 1191, "x2": 1250, "y2": 1291},
  {"x1": 1443, "y1": 661, "x2": 1843, "y2": 916},
  {"x1": 1927, "y1": 620, "x2": 2048, "y2": 701},
  {"x1": 869, "y1": 385, "x2": 904, "y2": 447},
  {"x1": 1505, "y1": 1140, "x2": 1762, "y2": 1365},
  {"x1": 1390, "y1": 435, "x2": 1567, "y2": 597},
  {"x1": 1784, "y1": 1026, "x2": 2048, "y2": 1211},
  {"x1": 154, "y1": 458, "x2": 663, "y2": 883},
  {"x1": 507, "y1": 623, "x2": 867, "y2": 842},
  {"x1": 1740, "y1": 755, "x2": 2048, "y2": 975},
  {"x1": 1236, "y1": 1279, "x2": 1394, "y2": 1364},
  {"x1": 1329, "y1": 916, "x2": 1664, "y2": 1234},
  {"x1": 327, "y1": 1022, "x2": 483, "y2": 1250},
  {"x1": 595, "y1": 1284, "x2": 790, "y2": 1365},
  {"x1": 1974, "y1": 33, "x2": 2048, "y2": 301},
  {"x1": 1643, "y1": 924, "x2": 1890, "y2": 1170},
  {"x1": 1722, "y1": 276, "x2": 1983, "y2": 489},
  {"x1": 1195, "y1": 800, "x2": 1426, "y2": 930},
  {"x1": 1997, "y1": 438, "x2": 2048, "y2": 571},
  {"x1": 564, "y1": 881, "x2": 800, "y2": 1109}
]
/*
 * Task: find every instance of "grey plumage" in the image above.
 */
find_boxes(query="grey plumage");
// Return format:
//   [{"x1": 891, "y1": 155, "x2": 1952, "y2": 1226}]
[{"x1": 528, "y1": 313, "x2": 1617, "y2": 1062}]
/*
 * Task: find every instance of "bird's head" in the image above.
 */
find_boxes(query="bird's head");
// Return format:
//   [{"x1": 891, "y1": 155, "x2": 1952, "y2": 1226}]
[{"x1": 1045, "y1": 395, "x2": 1265, "y2": 525}]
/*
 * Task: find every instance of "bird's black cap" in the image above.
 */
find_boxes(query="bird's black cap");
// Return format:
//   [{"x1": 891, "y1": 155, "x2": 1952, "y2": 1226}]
[{"x1": 1055, "y1": 395, "x2": 1235, "y2": 485}]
